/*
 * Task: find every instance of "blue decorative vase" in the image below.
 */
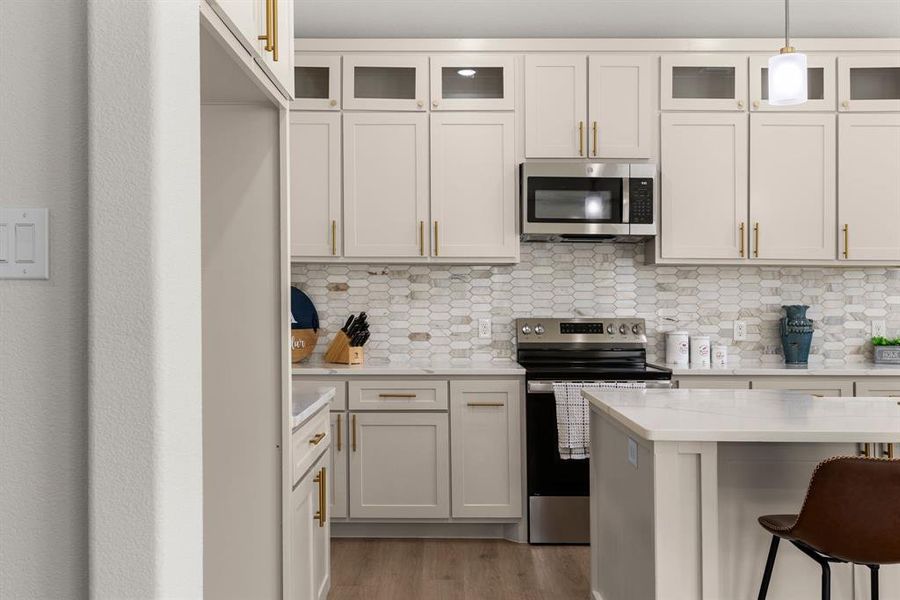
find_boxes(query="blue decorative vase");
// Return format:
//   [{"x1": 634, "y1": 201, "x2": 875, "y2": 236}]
[{"x1": 780, "y1": 305, "x2": 814, "y2": 366}]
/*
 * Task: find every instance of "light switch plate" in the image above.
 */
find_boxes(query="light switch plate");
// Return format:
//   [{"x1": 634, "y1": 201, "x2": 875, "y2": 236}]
[{"x1": 0, "y1": 208, "x2": 48, "y2": 280}]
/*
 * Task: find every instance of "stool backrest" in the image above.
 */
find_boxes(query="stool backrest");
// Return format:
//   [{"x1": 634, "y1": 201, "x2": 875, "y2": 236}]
[{"x1": 793, "y1": 456, "x2": 900, "y2": 564}]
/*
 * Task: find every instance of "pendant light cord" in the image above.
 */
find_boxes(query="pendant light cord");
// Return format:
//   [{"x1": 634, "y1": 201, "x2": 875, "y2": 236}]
[{"x1": 784, "y1": 0, "x2": 791, "y2": 48}]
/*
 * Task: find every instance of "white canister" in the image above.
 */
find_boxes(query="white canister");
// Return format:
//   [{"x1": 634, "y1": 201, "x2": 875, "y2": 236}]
[
  {"x1": 690, "y1": 335, "x2": 711, "y2": 368},
  {"x1": 712, "y1": 345, "x2": 728, "y2": 369},
  {"x1": 666, "y1": 331, "x2": 690, "y2": 366}
]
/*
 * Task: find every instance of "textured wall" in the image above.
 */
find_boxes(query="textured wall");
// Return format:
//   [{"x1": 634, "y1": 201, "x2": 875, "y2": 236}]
[
  {"x1": 292, "y1": 244, "x2": 900, "y2": 366},
  {"x1": 0, "y1": 1, "x2": 88, "y2": 598}
]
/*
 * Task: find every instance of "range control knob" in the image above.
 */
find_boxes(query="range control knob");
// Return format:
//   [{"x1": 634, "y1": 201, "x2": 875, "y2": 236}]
[
  {"x1": 534, "y1": 324, "x2": 545, "y2": 335},
  {"x1": 619, "y1": 324, "x2": 628, "y2": 335},
  {"x1": 607, "y1": 325, "x2": 614, "y2": 334},
  {"x1": 632, "y1": 324, "x2": 642, "y2": 335},
  {"x1": 521, "y1": 325, "x2": 532, "y2": 335}
]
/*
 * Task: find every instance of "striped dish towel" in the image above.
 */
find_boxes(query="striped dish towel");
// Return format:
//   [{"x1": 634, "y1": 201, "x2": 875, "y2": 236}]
[{"x1": 552, "y1": 381, "x2": 646, "y2": 460}]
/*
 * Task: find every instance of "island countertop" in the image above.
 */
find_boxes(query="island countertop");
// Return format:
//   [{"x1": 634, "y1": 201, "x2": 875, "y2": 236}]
[
  {"x1": 292, "y1": 357, "x2": 525, "y2": 376},
  {"x1": 582, "y1": 388, "x2": 900, "y2": 443}
]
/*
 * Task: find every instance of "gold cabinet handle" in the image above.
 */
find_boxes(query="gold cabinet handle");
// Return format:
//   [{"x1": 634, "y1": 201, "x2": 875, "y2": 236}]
[
  {"x1": 467, "y1": 402, "x2": 505, "y2": 407},
  {"x1": 271, "y1": 0, "x2": 278, "y2": 61},
  {"x1": 313, "y1": 467, "x2": 326, "y2": 527},
  {"x1": 861, "y1": 442, "x2": 872, "y2": 458},
  {"x1": 739, "y1": 222, "x2": 745, "y2": 258},
  {"x1": 592, "y1": 121, "x2": 598, "y2": 157},
  {"x1": 885, "y1": 443, "x2": 895, "y2": 459},
  {"x1": 336, "y1": 413, "x2": 342, "y2": 452},
  {"x1": 331, "y1": 220, "x2": 337, "y2": 256},
  {"x1": 309, "y1": 431, "x2": 326, "y2": 446},
  {"x1": 257, "y1": 0, "x2": 273, "y2": 51},
  {"x1": 419, "y1": 221, "x2": 424, "y2": 256},
  {"x1": 351, "y1": 413, "x2": 357, "y2": 452},
  {"x1": 434, "y1": 221, "x2": 439, "y2": 256},
  {"x1": 578, "y1": 121, "x2": 584, "y2": 156},
  {"x1": 842, "y1": 224, "x2": 849, "y2": 259},
  {"x1": 753, "y1": 222, "x2": 760, "y2": 258},
  {"x1": 377, "y1": 393, "x2": 417, "y2": 398}
]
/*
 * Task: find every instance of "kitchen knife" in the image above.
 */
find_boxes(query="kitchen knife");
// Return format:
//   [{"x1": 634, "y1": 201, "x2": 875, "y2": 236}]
[
  {"x1": 341, "y1": 314, "x2": 355, "y2": 333},
  {"x1": 357, "y1": 331, "x2": 370, "y2": 347}
]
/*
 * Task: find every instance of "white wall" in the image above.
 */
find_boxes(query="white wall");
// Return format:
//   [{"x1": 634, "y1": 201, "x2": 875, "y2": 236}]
[
  {"x1": 0, "y1": 1, "x2": 89, "y2": 598},
  {"x1": 294, "y1": 0, "x2": 900, "y2": 38}
]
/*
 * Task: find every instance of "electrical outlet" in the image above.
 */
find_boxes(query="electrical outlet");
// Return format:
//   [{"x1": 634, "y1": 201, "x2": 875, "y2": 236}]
[
  {"x1": 872, "y1": 320, "x2": 887, "y2": 338},
  {"x1": 733, "y1": 320, "x2": 747, "y2": 341},
  {"x1": 627, "y1": 437, "x2": 638, "y2": 468},
  {"x1": 478, "y1": 318, "x2": 492, "y2": 339}
]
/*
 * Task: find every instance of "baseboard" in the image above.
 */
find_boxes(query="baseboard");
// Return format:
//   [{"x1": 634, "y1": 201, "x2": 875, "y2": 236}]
[{"x1": 331, "y1": 521, "x2": 526, "y2": 542}]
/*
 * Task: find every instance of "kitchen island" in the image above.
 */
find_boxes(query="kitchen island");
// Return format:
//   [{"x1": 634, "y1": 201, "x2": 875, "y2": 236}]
[{"x1": 583, "y1": 388, "x2": 900, "y2": 600}]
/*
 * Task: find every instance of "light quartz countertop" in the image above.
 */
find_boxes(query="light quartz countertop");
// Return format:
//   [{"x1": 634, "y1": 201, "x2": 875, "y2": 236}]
[
  {"x1": 670, "y1": 361, "x2": 900, "y2": 377},
  {"x1": 583, "y1": 387, "x2": 900, "y2": 443},
  {"x1": 291, "y1": 386, "x2": 335, "y2": 430},
  {"x1": 292, "y1": 357, "x2": 526, "y2": 377}
]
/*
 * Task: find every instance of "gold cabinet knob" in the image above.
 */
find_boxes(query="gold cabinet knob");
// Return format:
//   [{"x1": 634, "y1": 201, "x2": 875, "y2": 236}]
[
  {"x1": 841, "y1": 100, "x2": 849, "y2": 109},
  {"x1": 416, "y1": 100, "x2": 424, "y2": 108},
  {"x1": 737, "y1": 99, "x2": 745, "y2": 109},
  {"x1": 329, "y1": 99, "x2": 337, "y2": 107},
  {"x1": 432, "y1": 100, "x2": 439, "y2": 107},
  {"x1": 752, "y1": 100, "x2": 760, "y2": 109}
]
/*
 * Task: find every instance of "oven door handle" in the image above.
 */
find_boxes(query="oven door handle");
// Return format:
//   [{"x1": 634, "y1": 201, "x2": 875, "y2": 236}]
[{"x1": 527, "y1": 380, "x2": 674, "y2": 394}]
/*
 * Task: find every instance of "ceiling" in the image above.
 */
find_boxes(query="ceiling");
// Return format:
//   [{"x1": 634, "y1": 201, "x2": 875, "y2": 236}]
[{"x1": 293, "y1": 0, "x2": 900, "y2": 39}]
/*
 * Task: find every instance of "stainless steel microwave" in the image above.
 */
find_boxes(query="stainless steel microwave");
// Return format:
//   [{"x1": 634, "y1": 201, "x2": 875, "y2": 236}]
[{"x1": 520, "y1": 161, "x2": 657, "y2": 242}]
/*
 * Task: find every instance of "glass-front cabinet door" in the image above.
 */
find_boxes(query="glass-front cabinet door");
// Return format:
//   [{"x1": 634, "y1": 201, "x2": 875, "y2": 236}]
[
  {"x1": 661, "y1": 54, "x2": 748, "y2": 111},
  {"x1": 342, "y1": 55, "x2": 428, "y2": 111},
  {"x1": 749, "y1": 54, "x2": 835, "y2": 111},
  {"x1": 292, "y1": 54, "x2": 341, "y2": 110},
  {"x1": 838, "y1": 55, "x2": 900, "y2": 112},
  {"x1": 429, "y1": 55, "x2": 515, "y2": 111}
]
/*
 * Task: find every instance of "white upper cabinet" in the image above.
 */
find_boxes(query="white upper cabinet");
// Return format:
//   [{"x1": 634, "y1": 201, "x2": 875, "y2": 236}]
[
  {"x1": 209, "y1": 0, "x2": 260, "y2": 54},
  {"x1": 255, "y1": 0, "x2": 294, "y2": 98},
  {"x1": 661, "y1": 54, "x2": 748, "y2": 111},
  {"x1": 524, "y1": 54, "x2": 587, "y2": 158},
  {"x1": 749, "y1": 114, "x2": 836, "y2": 260},
  {"x1": 430, "y1": 113, "x2": 517, "y2": 259},
  {"x1": 293, "y1": 55, "x2": 341, "y2": 110},
  {"x1": 343, "y1": 112, "x2": 429, "y2": 258},
  {"x1": 348, "y1": 412, "x2": 450, "y2": 519},
  {"x1": 343, "y1": 55, "x2": 428, "y2": 111},
  {"x1": 838, "y1": 55, "x2": 900, "y2": 112},
  {"x1": 838, "y1": 114, "x2": 900, "y2": 261},
  {"x1": 749, "y1": 54, "x2": 836, "y2": 112},
  {"x1": 661, "y1": 113, "x2": 748, "y2": 259},
  {"x1": 450, "y1": 380, "x2": 522, "y2": 519},
  {"x1": 430, "y1": 55, "x2": 516, "y2": 111},
  {"x1": 588, "y1": 54, "x2": 653, "y2": 158},
  {"x1": 290, "y1": 113, "x2": 341, "y2": 258}
]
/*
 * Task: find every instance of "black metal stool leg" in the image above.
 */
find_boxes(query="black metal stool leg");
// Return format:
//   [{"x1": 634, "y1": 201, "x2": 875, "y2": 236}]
[
  {"x1": 870, "y1": 564, "x2": 880, "y2": 600},
  {"x1": 757, "y1": 536, "x2": 780, "y2": 600},
  {"x1": 820, "y1": 561, "x2": 831, "y2": 600},
  {"x1": 791, "y1": 541, "x2": 834, "y2": 600}
]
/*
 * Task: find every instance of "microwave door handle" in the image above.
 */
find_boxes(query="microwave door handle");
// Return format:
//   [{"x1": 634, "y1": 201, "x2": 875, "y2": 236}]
[{"x1": 621, "y1": 177, "x2": 630, "y2": 224}]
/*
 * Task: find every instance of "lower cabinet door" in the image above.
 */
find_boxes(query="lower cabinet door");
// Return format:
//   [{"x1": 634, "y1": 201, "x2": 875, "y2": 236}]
[
  {"x1": 312, "y1": 452, "x2": 331, "y2": 600},
  {"x1": 329, "y1": 413, "x2": 348, "y2": 519},
  {"x1": 291, "y1": 452, "x2": 330, "y2": 600},
  {"x1": 349, "y1": 412, "x2": 450, "y2": 518},
  {"x1": 289, "y1": 467, "x2": 317, "y2": 600},
  {"x1": 450, "y1": 380, "x2": 522, "y2": 518},
  {"x1": 854, "y1": 379, "x2": 900, "y2": 397}
]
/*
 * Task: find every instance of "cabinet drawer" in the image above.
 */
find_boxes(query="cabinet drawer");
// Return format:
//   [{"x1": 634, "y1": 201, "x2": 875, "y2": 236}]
[
  {"x1": 293, "y1": 378, "x2": 347, "y2": 411},
  {"x1": 293, "y1": 407, "x2": 331, "y2": 485},
  {"x1": 348, "y1": 380, "x2": 449, "y2": 410}
]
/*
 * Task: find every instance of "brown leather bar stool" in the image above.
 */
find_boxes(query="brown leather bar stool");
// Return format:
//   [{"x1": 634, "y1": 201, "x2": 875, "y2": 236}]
[{"x1": 756, "y1": 455, "x2": 900, "y2": 600}]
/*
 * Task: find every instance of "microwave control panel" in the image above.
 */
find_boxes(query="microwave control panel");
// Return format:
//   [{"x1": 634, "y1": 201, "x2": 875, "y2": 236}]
[{"x1": 629, "y1": 178, "x2": 654, "y2": 224}]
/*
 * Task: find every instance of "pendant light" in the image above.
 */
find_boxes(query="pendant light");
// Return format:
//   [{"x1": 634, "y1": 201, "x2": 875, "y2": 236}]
[{"x1": 768, "y1": 0, "x2": 807, "y2": 105}]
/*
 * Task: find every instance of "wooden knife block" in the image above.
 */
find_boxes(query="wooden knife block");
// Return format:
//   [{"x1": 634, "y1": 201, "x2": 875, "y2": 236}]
[{"x1": 323, "y1": 331, "x2": 364, "y2": 365}]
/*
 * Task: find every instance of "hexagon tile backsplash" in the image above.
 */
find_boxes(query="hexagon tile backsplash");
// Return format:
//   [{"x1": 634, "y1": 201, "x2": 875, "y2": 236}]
[{"x1": 291, "y1": 243, "x2": 900, "y2": 366}]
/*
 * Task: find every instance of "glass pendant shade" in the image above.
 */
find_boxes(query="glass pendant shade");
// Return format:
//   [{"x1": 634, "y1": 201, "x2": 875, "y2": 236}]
[{"x1": 768, "y1": 51, "x2": 808, "y2": 106}]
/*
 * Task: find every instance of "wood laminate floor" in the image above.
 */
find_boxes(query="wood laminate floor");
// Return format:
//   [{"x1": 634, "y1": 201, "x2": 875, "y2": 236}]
[{"x1": 328, "y1": 538, "x2": 590, "y2": 600}]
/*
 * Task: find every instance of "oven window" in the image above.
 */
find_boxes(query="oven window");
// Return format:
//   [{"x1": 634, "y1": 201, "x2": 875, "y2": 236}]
[{"x1": 527, "y1": 177, "x2": 623, "y2": 223}]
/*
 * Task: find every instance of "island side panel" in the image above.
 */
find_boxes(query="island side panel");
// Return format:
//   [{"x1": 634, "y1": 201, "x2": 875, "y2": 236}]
[
  {"x1": 590, "y1": 406, "x2": 655, "y2": 600},
  {"x1": 717, "y1": 442, "x2": 863, "y2": 600}
]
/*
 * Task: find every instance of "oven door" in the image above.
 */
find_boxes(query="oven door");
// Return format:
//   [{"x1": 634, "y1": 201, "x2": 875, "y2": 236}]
[{"x1": 522, "y1": 162, "x2": 630, "y2": 236}]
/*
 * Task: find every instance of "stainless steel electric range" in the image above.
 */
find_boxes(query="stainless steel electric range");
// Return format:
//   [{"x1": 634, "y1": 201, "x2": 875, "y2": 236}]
[{"x1": 516, "y1": 317, "x2": 673, "y2": 544}]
